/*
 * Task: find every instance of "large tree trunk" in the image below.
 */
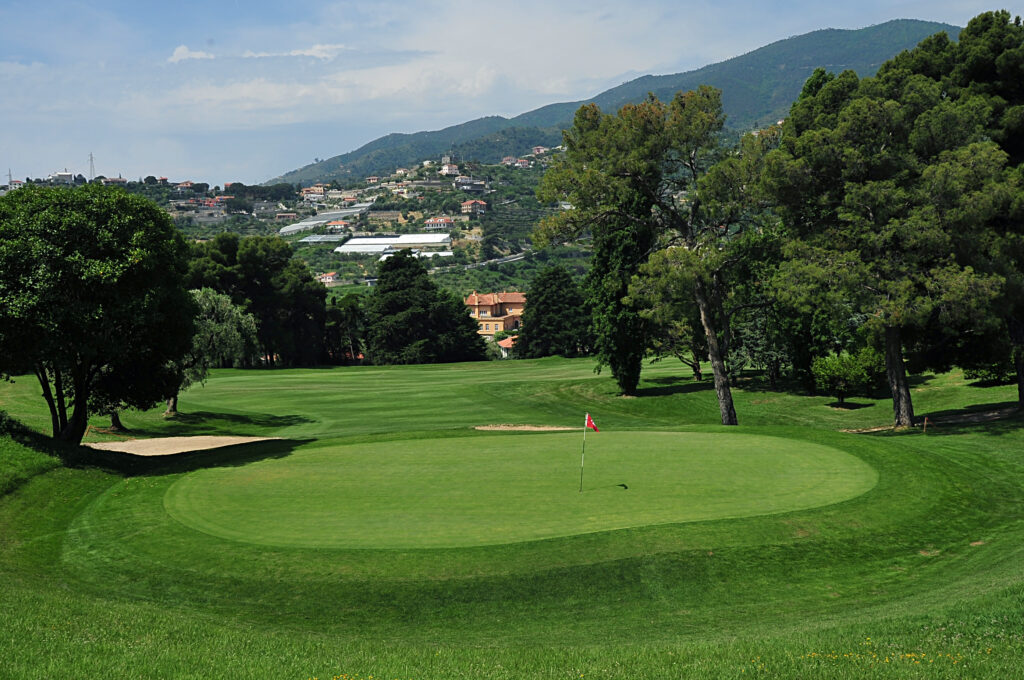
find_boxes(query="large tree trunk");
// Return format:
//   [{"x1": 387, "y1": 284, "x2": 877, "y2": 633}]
[
  {"x1": 109, "y1": 411, "x2": 127, "y2": 432},
  {"x1": 164, "y1": 393, "x2": 179, "y2": 416},
  {"x1": 884, "y1": 325, "x2": 915, "y2": 427},
  {"x1": 1015, "y1": 347, "x2": 1024, "y2": 408},
  {"x1": 53, "y1": 368, "x2": 69, "y2": 433},
  {"x1": 1009, "y1": 317, "x2": 1024, "y2": 407},
  {"x1": 695, "y1": 279, "x2": 738, "y2": 426},
  {"x1": 57, "y1": 373, "x2": 90, "y2": 445},
  {"x1": 34, "y1": 364, "x2": 61, "y2": 438}
]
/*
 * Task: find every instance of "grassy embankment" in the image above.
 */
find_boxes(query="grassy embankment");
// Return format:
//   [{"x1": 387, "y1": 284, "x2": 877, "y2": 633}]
[{"x1": 1, "y1": 358, "x2": 1022, "y2": 678}]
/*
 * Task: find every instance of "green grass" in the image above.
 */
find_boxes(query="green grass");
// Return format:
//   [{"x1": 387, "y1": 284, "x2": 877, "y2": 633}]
[
  {"x1": 163, "y1": 431, "x2": 874, "y2": 548},
  {"x1": 1, "y1": 358, "x2": 1023, "y2": 678}
]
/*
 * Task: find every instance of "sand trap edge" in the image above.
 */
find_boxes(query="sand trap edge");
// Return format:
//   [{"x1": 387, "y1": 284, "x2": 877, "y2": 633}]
[{"x1": 84, "y1": 436, "x2": 282, "y2": 457}]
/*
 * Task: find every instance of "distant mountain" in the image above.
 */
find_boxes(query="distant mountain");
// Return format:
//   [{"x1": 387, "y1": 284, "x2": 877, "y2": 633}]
[{"x1": 269, "y1": 19, "x2": 959, "y2": 186}]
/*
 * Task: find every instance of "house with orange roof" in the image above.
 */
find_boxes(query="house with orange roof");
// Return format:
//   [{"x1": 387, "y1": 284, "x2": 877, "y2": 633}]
[
  {"x1": 461, "y1": 199, "x2": 487, "y2": 215},
  {"x1": 424, "y1": 216, "x2": 455, "y2": 230},
  {"x1": 496, "y1": 335, "x2": 516, "y2": 358},
  {"x1": 464, "y1": 291, "x2": 526, "y2": 336}
]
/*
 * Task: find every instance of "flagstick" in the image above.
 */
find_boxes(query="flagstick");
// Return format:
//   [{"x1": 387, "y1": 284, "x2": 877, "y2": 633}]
[{"x1": 579, "y1": 421, "x2": 587, "y2": 493}]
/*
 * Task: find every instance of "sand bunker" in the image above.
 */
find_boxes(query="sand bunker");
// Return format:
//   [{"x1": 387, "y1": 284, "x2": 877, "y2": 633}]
[
  {"x1": 474, "y1": 424, "x2": 577, "y2": 431},
  {"x1": 84, "y1": 436, "x2": 280, "y2": 457}
]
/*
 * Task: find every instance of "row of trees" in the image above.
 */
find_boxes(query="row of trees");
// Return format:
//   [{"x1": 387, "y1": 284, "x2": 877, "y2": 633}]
[
  {"x1": 0, "y1": 186, "x2": 492, "y2": 445},
  {"x1": 536, "y1": 11, "x2": 1024, "y2": 427}
]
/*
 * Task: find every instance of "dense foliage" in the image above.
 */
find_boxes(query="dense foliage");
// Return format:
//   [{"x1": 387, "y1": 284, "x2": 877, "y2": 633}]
[
  {"x1": 538, "y1": 88, "x2": 779, "y2": 415},
  {"x1": 165, "y1": 288, "x2": 259, "y2": 414},
  {"x1": 766, "y1": 11, "x2": 1024, "y2": 423},
  {"x1": 185, "y1": 233, "x2": 327, "y2": 367},
  {"x1": 514, "y1": 265, "x2": 591, "y2": 358},
  {"x1": 363, "y1": 251, "x2": 486, "y2": 365},
  {"x1": 0, "y1": 184, "x2": 195, "y2": 443}
]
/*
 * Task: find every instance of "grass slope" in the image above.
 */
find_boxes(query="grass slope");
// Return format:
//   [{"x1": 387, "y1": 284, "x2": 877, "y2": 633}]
[{"x1": 1, "y1": 358, "x2": 1023, "y2": 678}]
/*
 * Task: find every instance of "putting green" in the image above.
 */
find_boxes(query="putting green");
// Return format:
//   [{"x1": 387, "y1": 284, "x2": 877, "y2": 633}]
[{"x1": 163, "y1": 432, "x2": 876, "y2": 548}]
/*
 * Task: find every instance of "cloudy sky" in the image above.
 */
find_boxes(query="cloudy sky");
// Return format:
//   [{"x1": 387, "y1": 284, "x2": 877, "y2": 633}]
[{"x1": 0, "y1": 1, "x2": 1000, "y2": 185}]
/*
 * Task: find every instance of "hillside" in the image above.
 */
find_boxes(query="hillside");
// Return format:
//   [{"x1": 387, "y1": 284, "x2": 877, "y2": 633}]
[{"x1": 269, "y1": 19, "x2": 959, "y2": 186}]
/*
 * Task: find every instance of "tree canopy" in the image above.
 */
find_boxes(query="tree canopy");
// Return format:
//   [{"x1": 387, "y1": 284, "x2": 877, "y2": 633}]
[
  {"x1": 537, "y1": 87, "x2": 780, "y2": 420},
  {"x1": 514, "y1": 265, "x2": 590, "y2": 358},
  {"x1": 363, "y1": 251, "x2": 486, "y2": 365},
  {"x1": 186, "y1": 233, "x2": 327, "y2": 367},
  {"x1": 0, "y1": 184, "x2": 195, "y2": 444},
  {"x1": 766, "y1": 11, "x2": 1021, "y2": 424},
  {"x1": 165, "y1": 288, "x2": 259, "y2": 414}
]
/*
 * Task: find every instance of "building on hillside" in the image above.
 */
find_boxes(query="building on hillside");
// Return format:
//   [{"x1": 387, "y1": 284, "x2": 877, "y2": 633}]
[
  {"x1": 366, "y1": 176, "x2": 380, "y2": 184},
  {"x1": 464, "y1": 291, "x2": 526, "y2": 336},
  {"x1": 317, "y1": 272, "x2": 340, "y2": 285},
  {"x1": 501, "y1": 156, "x2": 516, "y2": 165},
  {"x1": 324, "y1": 220, "x2": 352, "y2": 232},
  {"x1": 424, "y1": 216, "x2": 455, "y2": 230},
  {"x1": 461, "y1": 199, "x2": 487, "y2": 215},
  {"x1": 379, "y1": 249, "x2": 454, "y2": 262},
  {"x1": 439, "y1": 163, "x2": 460, "y2": 176},
  {"x1": 514, "y1": 158, "x2": 530, "y2": 169},
  {"x1": 532, "y1": 146, "x2": 549, "y2": 155},
  {"x1": 334, "y1": 233, "x2": 451, "y2": 255},
  {"x1": 453, "y1": 176, "x2": 486, "y2": 193}
]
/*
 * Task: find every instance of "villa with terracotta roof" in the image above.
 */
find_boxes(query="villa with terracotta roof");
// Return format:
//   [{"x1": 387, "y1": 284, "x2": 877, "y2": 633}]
[{"x1": 464, "y1": 291, "x2": 525, "y2": 336}]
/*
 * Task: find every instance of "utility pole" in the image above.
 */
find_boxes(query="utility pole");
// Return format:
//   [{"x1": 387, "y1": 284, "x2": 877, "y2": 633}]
[{"x1": 88, "y1": 153, "x2": 95, "y2": 182}]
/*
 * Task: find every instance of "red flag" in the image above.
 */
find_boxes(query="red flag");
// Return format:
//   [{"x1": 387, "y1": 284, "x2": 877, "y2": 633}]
[{"x1": 585, "y1": 412, "x2": 599, "y2": 432}]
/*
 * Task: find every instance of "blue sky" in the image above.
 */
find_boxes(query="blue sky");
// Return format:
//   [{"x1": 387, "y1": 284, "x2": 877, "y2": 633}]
[{"x1": 0, "y1": 1, "x2": 1002, "y2": 185}]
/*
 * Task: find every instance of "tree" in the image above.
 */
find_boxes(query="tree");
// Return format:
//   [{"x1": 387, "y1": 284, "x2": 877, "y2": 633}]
[
  {"x1": 514, "y1": 265, "x2": 590, "y2": 358},
  {"x1": 323, "y1": 293, "x2": 364, "y2": 364},
  {"x1": 812, "y1": 348, "x2": 884, "y2": 406},
  {"x1": 363, "y1": 251, "x2": 486, "y2": 364},
  {"x1": 0, "y1": 184, "x2": 195, "y2": 444},
  {"x1": 766, "y1": 18, "x2": 1014, "y2": 425},
  {"x1": 538, "y1": 88, "x2": 780, "y2": 421},
  {"x1": 186, "y1": 234, "x2": 327, "y2": 367},
  {"x1": 165, "y1": 289, "x2": 258, "y2": 415}
]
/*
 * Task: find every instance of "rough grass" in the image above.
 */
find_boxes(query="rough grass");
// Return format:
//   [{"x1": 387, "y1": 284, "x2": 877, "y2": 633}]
[{"x1": 1, "y1": 358, "x2": 1022, "y2": 679}]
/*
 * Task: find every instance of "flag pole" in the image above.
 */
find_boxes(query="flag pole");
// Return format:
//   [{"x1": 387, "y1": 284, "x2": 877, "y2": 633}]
[{"x1": 579, "y1": 413, "x2": 588, "y2": 492}]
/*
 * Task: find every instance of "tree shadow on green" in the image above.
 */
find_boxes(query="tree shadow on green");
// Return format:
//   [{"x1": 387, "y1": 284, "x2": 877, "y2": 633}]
[
  {"x1": 916, "y1": 401, "x2": 1023, "y2": 437},
  {"x1": 634, "y1": 381, "x2": 714, "y2": 397},
  {"x1": 826, "y1": 401, "x2": 874, "y2": 410},
  {"x1": 126, "y1": 411, "x2": 314, "y2": 437}
]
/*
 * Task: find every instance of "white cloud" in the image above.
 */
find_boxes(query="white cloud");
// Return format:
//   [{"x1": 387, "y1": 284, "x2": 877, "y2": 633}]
[
  {"x1": 241, "y1": 43, "x2": 350, "y2": 60},
  {"x1": 168, "y1": 45, "x2": 215, "y2": 64}
]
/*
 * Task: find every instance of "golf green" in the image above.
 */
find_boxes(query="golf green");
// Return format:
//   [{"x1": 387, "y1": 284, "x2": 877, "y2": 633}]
[{"x1": 163, "y1": 431, "x2": 877, "y2": 548}]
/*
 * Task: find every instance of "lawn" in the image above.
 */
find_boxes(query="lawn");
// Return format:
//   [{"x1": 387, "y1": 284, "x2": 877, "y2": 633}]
[{"x1": 1, "y1": 357, "x2": 1022, "y2": 678}]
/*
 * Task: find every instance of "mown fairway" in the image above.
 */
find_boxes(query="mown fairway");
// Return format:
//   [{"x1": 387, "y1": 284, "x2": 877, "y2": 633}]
[{"x1": 2, "y1": 357, "x2": 1023, "y2": 678}]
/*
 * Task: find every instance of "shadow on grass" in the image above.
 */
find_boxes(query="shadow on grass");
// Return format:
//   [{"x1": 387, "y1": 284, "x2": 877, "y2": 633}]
[
  {"x1": 635, "y1": 381, "x2": 713, "y2": 398},
  {"x1": 77, "y1": 437, "x2": 313, "y2": 476},
  {"x1": 0, "y1": 411, "x2": 75, "y2": 460},
  {"x1": 826, "y1": 401, "x2": 874, "y2": 410},
  {"x1": 122, "y1": 411, "x2": 314, "y2": 438},
  {"x1": 917, "y1": 401, "x2": 1024, "y2": 437}
]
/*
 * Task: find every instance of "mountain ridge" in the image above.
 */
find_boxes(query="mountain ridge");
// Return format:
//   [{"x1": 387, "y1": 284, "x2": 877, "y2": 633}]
[{"x1": 268, "y1": 19, "x2": 960, "y2": 186}]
